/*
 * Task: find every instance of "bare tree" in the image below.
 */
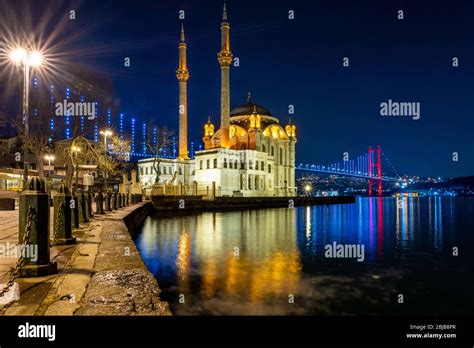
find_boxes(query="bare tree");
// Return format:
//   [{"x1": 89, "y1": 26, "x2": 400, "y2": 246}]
[{"x1": 146, "y1": 123, "x2": 174, "y2": 184}]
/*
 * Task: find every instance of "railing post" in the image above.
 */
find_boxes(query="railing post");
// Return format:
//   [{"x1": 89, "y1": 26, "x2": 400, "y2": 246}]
[
  {"x1": 71, "y1": 189, "x2": 79, "y2": 229},
  {"x1": 96, "y1": 191, "x2": 104, "y2": 214},
  {"x1": 19, "y1": 178, "x2": 57, "y2": 277},
  {"x1": 111, "y1": 192, "x2": 117, "y2": 210},
  {"x1": 52, "y1": 184, "x2": 76, "y2": 245},
  {"x1": 87, "y1": 191, "x2": 93, "y2": 218},
  {"x1": 105, "y1": 191, "x2": 112, "y2": 211},
  {"x1": 77, "y1": 188, "x2": 88, "y2": 223}
]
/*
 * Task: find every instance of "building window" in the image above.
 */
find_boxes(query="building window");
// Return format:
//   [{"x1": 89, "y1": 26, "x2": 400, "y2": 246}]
[
  {"x1": 249, "y1": 161, "x2": 253, "y2": 170},
  {"x1": 207, "y1": 159, "x2": 210, "y2": 169},
  {"x1": 224, "y1": 158, "x2": 227, "y2": 168},
  {"x1": 179, "y1": 167, "x2": 182, "y2": 175},
  {"x1": 271, "y1": 146, "x2": 275, "y2": 157},
  {"x1": 241, "y1": 162, "x2": 245, "y2": 170},
  {"x1": 262, "y1": 144, "x2": 266, "y2": 153},
  {"x1": 280, "y1": 148, "x2": 283, "y2": 165},
  {"x1": 200, "y1": 160, "x2": 203, "y2": 170},
  {"x1": 145, "y1": 167, "x2": 148, "y2": 175},
  {"x1": 140, "y1": 167, "x2": 143, "y2": 175},
  {"x1": 214, "y1": 158, "x2": 217, "y2": 168},
  {"x1": 255, "y1": 176, "x2": 259, "y2": 190},
  {"x1": 268, "y1": 164, "x2": 271, "y2": 173},
  {"x1": 261, "y1": 161, "x2": 264, "y2": 171},
  {"x1": 163, "y1": 166, "x2": 167, "y2": 175},
  {"x1": 234, "y1": 160, "x2": 238, "y2": 169}
]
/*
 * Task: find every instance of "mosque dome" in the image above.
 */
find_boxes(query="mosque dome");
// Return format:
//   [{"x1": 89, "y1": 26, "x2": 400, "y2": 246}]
[{"x1": 230, "y1": 93, "x2": 273, "y2": 117}]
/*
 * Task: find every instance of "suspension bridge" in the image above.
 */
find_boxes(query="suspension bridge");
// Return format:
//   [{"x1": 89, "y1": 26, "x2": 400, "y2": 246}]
[{"x1": 296, "y1": 146, "x2": 401, "y2": 196}]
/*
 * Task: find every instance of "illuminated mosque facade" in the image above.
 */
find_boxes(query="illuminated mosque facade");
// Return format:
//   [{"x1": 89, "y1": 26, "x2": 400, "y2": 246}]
[{"x1": 138, "y1": 2, "x2": 297, "y2": 197}]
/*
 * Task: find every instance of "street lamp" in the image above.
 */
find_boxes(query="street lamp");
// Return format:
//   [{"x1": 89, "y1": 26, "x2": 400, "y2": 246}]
[
  {"x1": 9, "y1": 47, "x2": 44, "y2": 184},
  {"x1": 100, "y1": 130, "x2": 113, "y2": 190},
  {"x1": 71, "y1": 145, "x2": 81, "y2": 187},
  {"x1": 304, "y1": 184, "x2": 313, "y2": 197},
  {"x1": 44, "y1": 154, "x2": 55, "y2": 177},
  {"x1": 100, "y1": 130, "x2": 113, "y2": 153}
]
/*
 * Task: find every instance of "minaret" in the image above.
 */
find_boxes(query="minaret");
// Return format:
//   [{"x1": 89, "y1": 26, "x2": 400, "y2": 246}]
[
  {"x1": 176, "y1": 23, "x2": 190, "y2": 160},
  {"x1": 217, "y1": 0, "x2": 233, "y2": 148}
]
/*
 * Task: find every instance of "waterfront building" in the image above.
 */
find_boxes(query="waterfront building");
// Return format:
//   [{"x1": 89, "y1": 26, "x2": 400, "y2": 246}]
[{"x1": 138, "y1": 2, "x2": 297, "y2": 197}]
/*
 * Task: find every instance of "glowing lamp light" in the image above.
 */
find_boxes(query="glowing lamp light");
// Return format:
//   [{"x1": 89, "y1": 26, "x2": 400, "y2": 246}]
[
  {"x1": 29, "y1": 51, "x2": 43, "y2": 67},
  {"x1": 9, "y1": 48, "x2": 27, "y2": 65},
  {"x1": 9, "y1": 48, "x2": 43, "y2": 67},
  {"x1": 304, "y1": 184, "x2": 312, "y2": 192},
  {"x1": 100, "y1": 130, "x2": 113, "y2": 137}
]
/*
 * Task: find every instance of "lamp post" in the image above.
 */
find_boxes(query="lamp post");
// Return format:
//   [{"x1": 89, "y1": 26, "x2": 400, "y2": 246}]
[
  {"x1": 44, "y1": 154, "x2": 55, "y2": 177},
  {"x1": 100, "y1": 130, "x2": 113, "y2": 152},
  {"x1": 71, "y1": 145, "x2": 81, "y2": 187},
  {"x1": 100, "y1": 130, "x2": 113, "y2": 191},
  {"x1": 9, "y1": 48, "x2": 44, "y2": 185}
]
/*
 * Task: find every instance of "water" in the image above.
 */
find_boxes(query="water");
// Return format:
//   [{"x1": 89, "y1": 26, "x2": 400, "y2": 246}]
[{"x1": 133, "y1": 197, "x2": 474, "y2": 315}]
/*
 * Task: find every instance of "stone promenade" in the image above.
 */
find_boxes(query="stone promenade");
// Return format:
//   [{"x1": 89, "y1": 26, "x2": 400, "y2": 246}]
[{"x1": 0, "y1": 202, "x2": 171, "y2": 316}]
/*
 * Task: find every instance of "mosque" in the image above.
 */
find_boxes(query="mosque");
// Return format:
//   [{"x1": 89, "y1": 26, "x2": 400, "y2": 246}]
[{"x1": 138, "y1": 2, "x2": 297, "y2": 197}]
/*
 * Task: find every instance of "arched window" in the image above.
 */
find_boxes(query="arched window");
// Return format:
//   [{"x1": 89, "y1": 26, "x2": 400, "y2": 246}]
[
  {"x1": 262, "y1": 144, "x2": 266, "y2": 153},
  {"x1": 224, "y1": 158, "x2": 227, "y2": 168},
  {"x1": 261, "y1": 161, "x2": 264, "y2": 171},
  {"x1": 213, "y1": 158, "x2": 217, "y2": 168},
  {"x1": 145, "y1": 167, "x2": 148, "y2": 175},
  {"x1": 271, "y1": 146, "x2": 275, "y2": 157},
  {"x1": 268, "y1": 164, "x2": 271, "y2": 173},
  {"x1": 163, "y1": 166, "x2": 167, "y2": 175},
  {"x1": 206, "y1": 159, "x2": 210, "y2": 169},
  {"x1": 280, "y1": 148, "x2": 283, "y2": 165}
]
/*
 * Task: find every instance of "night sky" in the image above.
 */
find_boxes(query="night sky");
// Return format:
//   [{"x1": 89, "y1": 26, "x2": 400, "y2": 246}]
[{"x1": 2, "y1": 0, "x2": 474, "y2": 177}]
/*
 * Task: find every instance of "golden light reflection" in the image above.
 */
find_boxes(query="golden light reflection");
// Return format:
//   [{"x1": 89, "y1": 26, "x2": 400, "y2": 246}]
[
  {"x1": 305, "y1": 206, "x2": 312, "y2": 242},
  {"x1": 193, "y1": 209, "x2": 301, "y2": 303}
]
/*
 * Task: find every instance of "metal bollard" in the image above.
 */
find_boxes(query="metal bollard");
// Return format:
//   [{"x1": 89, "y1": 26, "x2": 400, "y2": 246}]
[
  {"x1": 76, "y1": 189, "x2": 86, "y2": 223},
  {"x1": 19, "y1": 178, "x2": 57, "y2": 277},
  {"x1": 71, "y1": 190, "x2": 79, "y2": 229},
  {"x1": 96, "y1": 191, "x2": 104, "y2": 214},
  {"x1": 117, "y1": 192, "x2": 122, "y2": 208},
  {"x1": 105, "y1": 191, "x2": 112, "y2": 211},
  {"x1": 111, "y1": 192, "x2": 117, "y2": 210},
  {"x1": 52, "y1": 185, "x2": 76, "y2": 245},
  {"x1": 87, "y1": 191, "x2": 93, "y2": 218}
]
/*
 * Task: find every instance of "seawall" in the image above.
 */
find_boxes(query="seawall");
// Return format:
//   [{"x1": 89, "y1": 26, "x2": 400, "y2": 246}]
[{"x1": 151, "y1": 195, "x2": 356, "y2": 211}]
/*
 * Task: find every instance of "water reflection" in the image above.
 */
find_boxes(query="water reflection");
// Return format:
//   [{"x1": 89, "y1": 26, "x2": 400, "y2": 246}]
[{"x1": 134, "y1": 197, "x2": 474, "y2": 315}]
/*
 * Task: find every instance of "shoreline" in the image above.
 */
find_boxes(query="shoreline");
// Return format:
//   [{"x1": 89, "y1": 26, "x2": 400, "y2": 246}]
[
  {"x1": 151, "y1": 195, "x2": 356, "y2": 212},
  {"x1": 1, "y1": 202, "x2": 171, "y2": 316}
]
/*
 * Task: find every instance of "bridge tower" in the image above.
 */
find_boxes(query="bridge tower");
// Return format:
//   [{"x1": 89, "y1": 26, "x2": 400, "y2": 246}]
[{"x1": 368, "y1": 146, "x2": 382, "y2": 196}]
